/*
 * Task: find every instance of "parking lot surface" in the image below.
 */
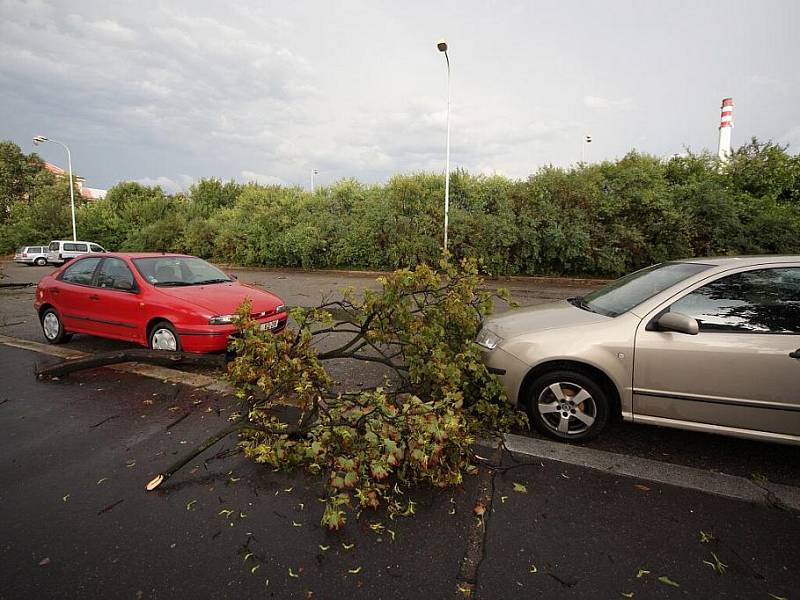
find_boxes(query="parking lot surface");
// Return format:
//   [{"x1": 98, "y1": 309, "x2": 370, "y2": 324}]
[
  {"x1": 2, "y1": 344, "x2": 798, "y2": 599},
  {"x1": 2, "y1": 259, "x2": 799, "y2": 488}
]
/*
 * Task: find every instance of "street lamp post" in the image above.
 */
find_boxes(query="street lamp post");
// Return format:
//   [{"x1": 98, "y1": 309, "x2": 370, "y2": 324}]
[
  {"x1": 581, "y1": 134, "x2": 592, "y2": 164},
  {"x1": 437, "y1": 39, "x2": 451, "y2": 254},
  {"x1": 310, "y1": 168, "x2": 319, "y2": 194},
  {"x1": 33, "y1": 135, "x2": 77, "y2": 241}
]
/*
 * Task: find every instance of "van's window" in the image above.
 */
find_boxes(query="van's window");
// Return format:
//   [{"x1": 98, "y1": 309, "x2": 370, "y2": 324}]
[
  {"x1": 49, "y1": 242, "x2": 59, "y2": 251},
  {"x1": 90, "y1": 244, "x2": 104, "y2": 252},
  {"x1": 61, "y1": 257, "x2": 102, "y2": 286}
]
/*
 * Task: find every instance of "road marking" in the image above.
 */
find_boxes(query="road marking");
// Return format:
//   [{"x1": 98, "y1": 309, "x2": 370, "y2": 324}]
[
  {"x1": 501, "y1": 432, "x2": 800, "y2": 512},
  {"x1": 0, "y1": 334, "x2": 233, "y2": 394}
]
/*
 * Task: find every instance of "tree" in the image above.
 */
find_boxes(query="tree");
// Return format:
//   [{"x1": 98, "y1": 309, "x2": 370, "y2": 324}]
[
  {"x1": 147, "y1": 259, "x2": 527, "y2": 529},
  {"x1": 0, "y1": 141, "x2": 48, "y2": 224}
]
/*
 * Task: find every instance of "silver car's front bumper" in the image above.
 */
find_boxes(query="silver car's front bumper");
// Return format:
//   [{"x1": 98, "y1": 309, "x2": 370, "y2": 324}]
[{"x1": 480, "y1": 345, "x2": 531, "y2": 405}]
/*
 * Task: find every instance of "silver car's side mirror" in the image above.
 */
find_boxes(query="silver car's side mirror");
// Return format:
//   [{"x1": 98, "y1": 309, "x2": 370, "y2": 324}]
[{"x1": 657, "y1": 311, "x2": 699, "y2": 335}]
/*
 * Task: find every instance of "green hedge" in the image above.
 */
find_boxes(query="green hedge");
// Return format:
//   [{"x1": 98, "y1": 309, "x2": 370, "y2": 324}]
[{"x1": 2, "y1": 138, "x2": 798, "y2": 278}]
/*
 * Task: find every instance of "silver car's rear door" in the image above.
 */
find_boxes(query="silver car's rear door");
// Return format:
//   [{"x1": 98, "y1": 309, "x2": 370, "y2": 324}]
[{"x1": 632, "y1": 265, "x2": 800, "y2": 438}]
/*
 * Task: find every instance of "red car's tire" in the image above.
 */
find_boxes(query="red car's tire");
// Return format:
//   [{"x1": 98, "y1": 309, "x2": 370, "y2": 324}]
[
  {"x1": 148, "y1": 321, "x2": 182, "y2": 352},
  {"x1": 41, "y1": 308, "x2": 72, "y2": 345}
]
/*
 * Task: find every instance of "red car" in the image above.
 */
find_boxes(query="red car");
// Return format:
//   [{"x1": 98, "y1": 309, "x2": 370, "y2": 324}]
[{"x1": 34, "y1": 253, "x2": 288, "y2": 353}]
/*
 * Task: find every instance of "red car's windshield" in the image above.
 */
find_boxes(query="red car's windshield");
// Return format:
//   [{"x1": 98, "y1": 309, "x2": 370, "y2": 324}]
[{"x1": 132, "y1": 257, "x2": 231, "y2": 287}]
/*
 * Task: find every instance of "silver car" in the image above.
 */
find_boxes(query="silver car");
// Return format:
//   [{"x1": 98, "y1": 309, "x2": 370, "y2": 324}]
[
  {"x1": 14, "y1": 246, "x2": 49, "y2": 266},
  {"x1": 478, "y1": 256, "x2": 800, "y2": 445}
]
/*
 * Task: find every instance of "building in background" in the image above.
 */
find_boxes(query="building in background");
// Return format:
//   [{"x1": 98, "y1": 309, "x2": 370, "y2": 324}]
[{"x1": 45, "y1": 162, "x2": 107, "y2": 200}]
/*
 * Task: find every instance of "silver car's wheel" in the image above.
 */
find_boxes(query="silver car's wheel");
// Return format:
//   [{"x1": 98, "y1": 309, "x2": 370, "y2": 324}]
[
  {"x1": 149, "y1": 322, "x2": 180, "y2": 351},
  {"x1": 35, "y1": 257, "x2": 47, "y2": 266},
  {"x1": 526, "y1": 370, "x2": 609, "y2": 442},
  {"x1": 537, "y1": 382, "x2": 597, "y2": 436}
]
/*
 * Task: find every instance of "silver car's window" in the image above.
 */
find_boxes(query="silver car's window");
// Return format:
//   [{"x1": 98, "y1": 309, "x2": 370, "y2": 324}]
[
  {"x1": 582, "y1": 262, "x2": 712, "y2": 317},
  {"x1": 49, "y1": 242, "x2": 59, "y2": 251},
  {"x1": 669, "y1": 268, "x2": 800, "y2": 334}
]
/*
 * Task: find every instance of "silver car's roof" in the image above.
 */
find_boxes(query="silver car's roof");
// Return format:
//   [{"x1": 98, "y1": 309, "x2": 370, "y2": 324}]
[{"x1": 677, "y1": 255, "x2": 800, "y2": 266}]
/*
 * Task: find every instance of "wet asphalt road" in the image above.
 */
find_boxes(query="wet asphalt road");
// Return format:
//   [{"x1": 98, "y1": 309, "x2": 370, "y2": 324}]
[
  {"x1": 2, "y1": 344, "x2": 798, "y2": 599},
  {"x1": 2, "y1": 260, "x2": 799, "y2": 488}
]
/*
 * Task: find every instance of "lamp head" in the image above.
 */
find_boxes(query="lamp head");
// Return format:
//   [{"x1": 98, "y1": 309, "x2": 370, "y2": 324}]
[
  {"x1": 33, "y1": 135, "x2": 48, "y2": 146},
  {"x1": 437, "y1": 39, "x2": 448, "y2": 52}
]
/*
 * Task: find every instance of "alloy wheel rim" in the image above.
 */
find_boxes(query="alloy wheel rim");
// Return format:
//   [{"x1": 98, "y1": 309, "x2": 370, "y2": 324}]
[
  {"x1": 43, "y1": 312, "x2": 60, "y2": 340},
  {"x1": 537, "y1": 381, "x2": 596, "y2": 436},
  {"x1": 151, "y1": 328, "x2": 177, "y2": 351}
]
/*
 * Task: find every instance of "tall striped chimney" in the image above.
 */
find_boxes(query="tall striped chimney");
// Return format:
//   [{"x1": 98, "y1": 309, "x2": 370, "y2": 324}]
[{"x1": 717, "y1": 97, "x2": 733, "y2": 162}]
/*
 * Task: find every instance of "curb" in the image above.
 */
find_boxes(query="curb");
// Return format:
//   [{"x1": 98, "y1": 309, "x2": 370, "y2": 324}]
[
  {"x1": 502, "y1": 432, "x2": 800, "y2": 512},
  {"x1": 212, "y1": 262, "x2": 610, "y2": 288},
  {"x1": 0, "y1": 334, "x2": 234, "y2": 395}
]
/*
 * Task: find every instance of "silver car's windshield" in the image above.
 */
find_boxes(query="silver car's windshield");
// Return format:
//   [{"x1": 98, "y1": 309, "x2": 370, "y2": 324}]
[{"x1": 579, "y1": 262, "x2": 713, "y2": 317}]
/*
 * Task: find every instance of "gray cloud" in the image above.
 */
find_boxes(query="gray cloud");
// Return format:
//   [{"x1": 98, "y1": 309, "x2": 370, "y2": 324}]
[{"x1": 1, "y1": 0, "x2": 798, "y2": 191}]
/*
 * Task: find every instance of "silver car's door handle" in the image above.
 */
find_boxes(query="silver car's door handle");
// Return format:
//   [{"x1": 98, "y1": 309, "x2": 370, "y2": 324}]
[{"x1": 790, "y1": 349, "x2": 800, "y2": 359}]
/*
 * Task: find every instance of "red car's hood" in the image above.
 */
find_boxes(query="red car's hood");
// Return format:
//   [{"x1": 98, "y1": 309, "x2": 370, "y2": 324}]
[{"x1": 155, "y1": 282, "x2": 283, "y2": 315}]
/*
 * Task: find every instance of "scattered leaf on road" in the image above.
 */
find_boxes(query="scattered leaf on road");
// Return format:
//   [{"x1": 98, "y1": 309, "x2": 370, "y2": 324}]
[
  {"x1": 292, "y1": 521, "x2": 302, "y2": 527},
  {"x1": 703, "y1": 552, "x2": 728, "y2": 575},
  {"x1": 218, "y1": 509, "x2": 233, "y2": 517},
  {"x1": 621, "y1": 593, "x2": 634, "y2": 598},
  {"x1": 768, "y1": 594, "x2": 788, "y2": 600},
  {"x1": 473, "y1": 503, "x2": 486, "y2": 517},
  {"x1": 96, "y1": 478, "x2": 108, "y2": 485},
  {"x1": 387, "y1": 529, "x2": 396, "y2": 541},
  {"x1": 512, "y1": 483, "x2": 528, "y2": 494},
  {"x1": 62, "y1": 494, "x2": 70, "y2": 502},
  {"x1": 288, "y1": 567, "x2": 300, "y2": 578},
  {"x1": 38, "y1": 557, "x2": 50, "y2": 567},
  {"x1": 186, "y1": 500, "x2": 197, "y2": 511},
  {"x1": 348, "y1": 567, "x2": 362, "y2": 574},
  {"x1": 636, "y1": 569, "x2": 650, "y2": 578},
  {"x1": 699, "y1": 530, "x2": 714, "y2": 543},
  {"x1": 500, "y1": 496, "x2": 508, "y2": 503},
  {"x1": 342, "y1": 543, "x2": 354, "y2": 550},
  {"x1": 633, "y1": 484, "x2": 650, "y2": 491},
  {"x1": 250, "y1": 565, "x2": 260, "y2": 574},
  {"x1": 244, "y1": 553, "x2": 254, "y2": 561},
  {"x1": 529, "y1": 564, "x2": 538, "y2": 573},
  {"x1": 318, "y1": 545, "x2": 330, "y2": 552},
  {"x1": 658, "y1": 576, "x2": 680, "y2": 588}
]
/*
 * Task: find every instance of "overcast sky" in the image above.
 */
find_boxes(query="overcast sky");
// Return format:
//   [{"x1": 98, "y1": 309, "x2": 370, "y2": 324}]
[{"x1": 1, "y1": 0, "x2": 798, "y2": 193}]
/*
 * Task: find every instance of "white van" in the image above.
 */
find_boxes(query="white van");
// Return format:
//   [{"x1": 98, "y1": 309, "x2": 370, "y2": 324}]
[{"x1": 47, "y1": 240, "x2": 107, "y2": 265}]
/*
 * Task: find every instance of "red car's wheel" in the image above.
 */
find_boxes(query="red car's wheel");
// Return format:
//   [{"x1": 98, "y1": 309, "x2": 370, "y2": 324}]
[
  {"x1": 149, "y1": 321, "x2": 181, "y2": 351},
  {"x1": 41, "y1": 308, "x2": 72, "y2": 344}
]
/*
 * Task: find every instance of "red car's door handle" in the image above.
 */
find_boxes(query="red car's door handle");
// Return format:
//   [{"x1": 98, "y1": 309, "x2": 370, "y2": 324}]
[
  {"x1": 790, "y1": 349, "x2": 800, "y2": 359},
  {"x1": 88, "y1": 294, "x2": 100, "y2": 301}
]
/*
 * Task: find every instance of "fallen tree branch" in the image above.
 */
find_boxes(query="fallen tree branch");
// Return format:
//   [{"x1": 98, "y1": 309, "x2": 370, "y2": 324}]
[
  {"x1": 35, "y1": 348, "x2": 227, "y2": 380},
  {"x1": 0, "y1": 282, "x2": 34, "y2": 289}
]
